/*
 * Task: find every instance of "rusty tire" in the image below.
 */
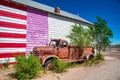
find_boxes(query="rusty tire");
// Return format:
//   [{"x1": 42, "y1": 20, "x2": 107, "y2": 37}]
[
  {"x1": 44, "y1": 60, "x2": 53, "y2": 70},
  {"x1": 86, "y1": 54, "x2": 93, "y2": 60}
]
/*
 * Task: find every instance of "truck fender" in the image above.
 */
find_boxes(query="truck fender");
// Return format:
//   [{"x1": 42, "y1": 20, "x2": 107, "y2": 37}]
[{"x1": 41, "y1": 55, "x2": 58, "y2": 65}]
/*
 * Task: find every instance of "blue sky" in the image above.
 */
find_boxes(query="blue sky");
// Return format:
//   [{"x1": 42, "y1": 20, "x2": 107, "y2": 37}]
[{"x1": 34, "y1": 0, "x2": 120, "y2": 44}]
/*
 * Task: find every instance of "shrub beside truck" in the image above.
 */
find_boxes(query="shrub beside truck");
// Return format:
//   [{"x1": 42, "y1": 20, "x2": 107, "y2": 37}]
[{"x1": 32, "y1": 39, "x2": 94, "y2": 69}]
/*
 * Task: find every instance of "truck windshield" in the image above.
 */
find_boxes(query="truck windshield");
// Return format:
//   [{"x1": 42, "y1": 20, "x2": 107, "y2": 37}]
[{"x1": 49, "y1": 40, "x2": 59, "y2": 47}]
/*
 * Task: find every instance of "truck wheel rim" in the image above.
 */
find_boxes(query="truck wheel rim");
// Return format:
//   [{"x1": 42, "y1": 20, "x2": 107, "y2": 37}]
[{"x1": 47, "y1": 63, "x2": 53, "y2": 70}]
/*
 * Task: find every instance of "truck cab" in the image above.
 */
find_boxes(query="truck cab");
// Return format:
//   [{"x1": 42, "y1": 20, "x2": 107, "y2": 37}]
[{"x1": 49, "y1": 39, "x2": 69, "y2": 58}]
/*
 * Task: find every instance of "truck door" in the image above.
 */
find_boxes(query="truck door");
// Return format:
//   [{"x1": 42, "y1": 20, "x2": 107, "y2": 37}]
[{"x1": 58, "y1": 41, "x2": 69, "y2": 59}]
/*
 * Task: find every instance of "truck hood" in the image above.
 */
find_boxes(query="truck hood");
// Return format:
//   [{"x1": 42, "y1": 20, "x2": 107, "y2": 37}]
[
  {"x1": 33, "y1": 46, "x2": 55, "y2": 54},
  {"x1": 35, "y1": 46, "x2": 54, "y2": 51}
]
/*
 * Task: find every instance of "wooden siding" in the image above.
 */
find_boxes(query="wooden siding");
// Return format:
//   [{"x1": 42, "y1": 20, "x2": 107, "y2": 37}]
[
  {"x1": 48, "y1": 13, "x2": 89, "y2": 43},
  {"x1": 0, "y1": 4, "x2": 27, "y2": 63}
]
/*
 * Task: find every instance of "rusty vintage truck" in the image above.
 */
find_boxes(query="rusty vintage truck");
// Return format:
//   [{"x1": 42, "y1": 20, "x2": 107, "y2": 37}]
[{"x1": 32, "y1": 39, "x2": 94, "y2": 69}]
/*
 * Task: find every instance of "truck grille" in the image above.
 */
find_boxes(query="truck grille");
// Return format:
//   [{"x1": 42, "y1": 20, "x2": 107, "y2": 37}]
[{"x1": 33, "y1": 51, "x2": 39, "y2": 57}]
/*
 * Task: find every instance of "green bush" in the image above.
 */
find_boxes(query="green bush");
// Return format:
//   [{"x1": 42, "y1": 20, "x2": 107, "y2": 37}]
[
  {"x1": 93, "y1": 53, "x2": 104, "y2": 65},
  {"x1": 52, "y1": 58, "x2": 69, "y2": 73},
  {"x1": 14, "y1": 54, "x2": 42, "y2": 79},
  {"x1": 95, "y1": 53, "x2": 104, "y2": 61},
  {"x1": 67, "y1": 62, "x2": 77, "y2": 68},
  {"x1": 83, "y1": 53, "x2": 104, "y2": 66}
]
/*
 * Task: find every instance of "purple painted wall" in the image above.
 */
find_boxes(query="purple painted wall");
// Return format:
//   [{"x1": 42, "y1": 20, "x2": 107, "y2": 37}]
[{"x1": 26, "y1": 8, "x2": 48, "y2": 53}]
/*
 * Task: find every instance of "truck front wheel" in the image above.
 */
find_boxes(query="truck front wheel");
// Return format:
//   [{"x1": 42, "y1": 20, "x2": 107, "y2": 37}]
[{"x1": 44, "y1": 60, "x2": 53, "y2": 70}]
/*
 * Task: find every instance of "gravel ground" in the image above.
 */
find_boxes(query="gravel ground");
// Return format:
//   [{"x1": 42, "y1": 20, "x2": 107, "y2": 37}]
[{"x1": 0, "y1": 50, "x2": 120, "y2": 80}]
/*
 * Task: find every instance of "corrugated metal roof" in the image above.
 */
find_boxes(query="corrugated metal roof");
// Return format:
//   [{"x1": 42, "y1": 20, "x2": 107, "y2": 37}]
[{"x1": 11, "y1": 0, "x2": 93, "y2": 25}]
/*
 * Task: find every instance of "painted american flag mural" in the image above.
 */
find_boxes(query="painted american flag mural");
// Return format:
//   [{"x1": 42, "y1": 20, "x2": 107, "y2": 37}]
[
  {"x1": 0, "y1": 1, "x2": 27, "y2": 64},
  {"x1": 0, "y1": 0, "x2": 49, "y2": 64}
]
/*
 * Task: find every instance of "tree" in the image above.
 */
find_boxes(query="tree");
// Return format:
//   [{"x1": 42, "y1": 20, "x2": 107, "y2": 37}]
[
  {"x1": 67, "y1": 24, "x2": 93, "y2": 47},
  {"x1": 90, "y1": 16, "x2": 113, "y2": 54}
]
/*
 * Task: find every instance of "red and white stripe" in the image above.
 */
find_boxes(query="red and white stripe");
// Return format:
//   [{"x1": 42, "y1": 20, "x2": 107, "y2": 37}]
[{"x1": 0, "y1": 3, "x2": 27, "y2": 64}]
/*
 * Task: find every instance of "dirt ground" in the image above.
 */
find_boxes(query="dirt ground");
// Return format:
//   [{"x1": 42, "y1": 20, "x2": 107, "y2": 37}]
[{"x1": 0, "y1": 50, "x2": 120, "y2": 80}]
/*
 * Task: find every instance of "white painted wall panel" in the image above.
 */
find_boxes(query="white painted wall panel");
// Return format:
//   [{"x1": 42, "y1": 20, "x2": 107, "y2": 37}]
[
  {"x1": 0, "y1": 38, "x2": 26, "y2": 43},
  {"x1": 0, "y1": 27, "x2": 26, "y2": 34},
  {"x1": 48, "y1": 14, "x2": 89, "y2": 43},
  {"x1": 0, "y1": 57, "x2": 15, "y2": 63},
  {"x1": 0, "y1": 16, "x2": 26, "y2": 24},
  {"x1": 0, "y1": 48, "x2": 26, "y2": 53}
]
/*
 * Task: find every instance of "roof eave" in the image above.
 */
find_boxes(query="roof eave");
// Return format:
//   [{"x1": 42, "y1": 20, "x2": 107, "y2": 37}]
[{"x1": 11, "y1": 0, "x2": 93, "y2": 25}]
